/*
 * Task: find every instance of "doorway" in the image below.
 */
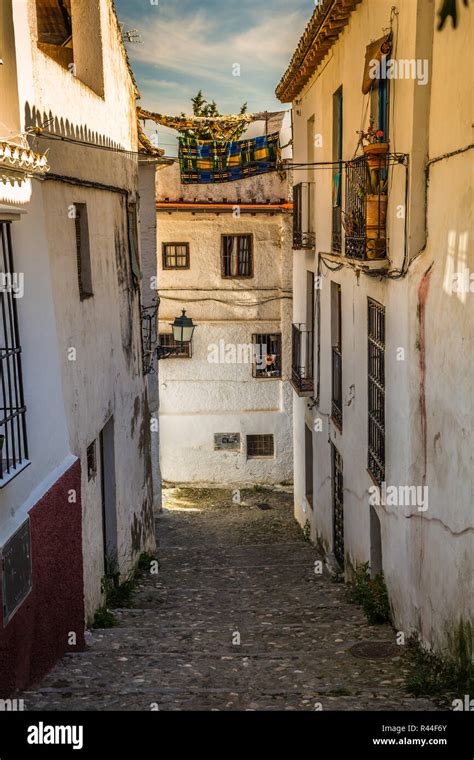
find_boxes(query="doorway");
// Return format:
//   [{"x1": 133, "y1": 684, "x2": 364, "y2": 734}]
[
  {"x1": 331, "y1": 443, "x2": 344, "y2": 568},
  {"x1": 100, "y1": 417, "x2": 117, "y2": 574},
  {"x1": 305, "y1": 424, "x2": 313, "y2": 509}
]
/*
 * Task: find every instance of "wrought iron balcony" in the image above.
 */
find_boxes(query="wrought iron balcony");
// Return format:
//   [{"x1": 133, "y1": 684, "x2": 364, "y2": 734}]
[
  {"x1": 343, "y1": 153, "x2": 388, "y2": 261},
  {"x1": 331, "y1": 345, "x2": 342, "y2": 429},
  {"x1": 293, "y1": 182, "x2": 315, "y2": 250},
  {"x1": 291, "y1": 323, "x2": 314, "y2": 396}
]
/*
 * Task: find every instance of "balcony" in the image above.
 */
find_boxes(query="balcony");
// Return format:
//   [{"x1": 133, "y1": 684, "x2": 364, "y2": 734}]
[
  {"x1": 293, "y1": 182, "x2": 315, "y2": 250},
  {"x1": 291, "y1": 323, "x2": 314, "y2": 396},
  {"x1": 343, "y1": 152, "x2": 388, "y2": 261},
  {"x1": 331, "y1": 346, "x2": 342, "y2": 429}
]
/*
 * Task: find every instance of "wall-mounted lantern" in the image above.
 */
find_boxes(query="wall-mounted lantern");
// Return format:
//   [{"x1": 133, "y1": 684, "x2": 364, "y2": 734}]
[{"x1": 157, "y1": 309, "x2": 196, "y2": 360}]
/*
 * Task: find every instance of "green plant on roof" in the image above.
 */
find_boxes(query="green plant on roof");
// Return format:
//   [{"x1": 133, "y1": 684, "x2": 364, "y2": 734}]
[{"x1": 180, "y1": 90, "x2": 248, "y2": 141}]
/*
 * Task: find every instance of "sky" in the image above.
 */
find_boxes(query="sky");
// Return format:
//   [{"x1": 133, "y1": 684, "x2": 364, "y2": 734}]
[{"x1": 114, "y1": 0, "x2": 314, "y2": 155}]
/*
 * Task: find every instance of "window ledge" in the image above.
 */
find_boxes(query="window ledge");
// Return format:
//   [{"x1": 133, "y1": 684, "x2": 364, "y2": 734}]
[
  {"x1": 0, "y1": 460, "x2": 31, "y2": 489},
  {"x1": 320, "y1": 252, "x2": 391, "y2": 271}
]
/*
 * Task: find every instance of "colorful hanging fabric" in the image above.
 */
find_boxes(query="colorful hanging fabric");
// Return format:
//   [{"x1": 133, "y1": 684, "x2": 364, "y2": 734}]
[{"x1": 179, "y1": 132, "x2": 281, "y2": 184}]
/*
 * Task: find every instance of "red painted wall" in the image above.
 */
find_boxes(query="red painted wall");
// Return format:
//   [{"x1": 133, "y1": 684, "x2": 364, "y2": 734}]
[{"x1": 0, "y1": 460, "x2": 85, "y2": 697}]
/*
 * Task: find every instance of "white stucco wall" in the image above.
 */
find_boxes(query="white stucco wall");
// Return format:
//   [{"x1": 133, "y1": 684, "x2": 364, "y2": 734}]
[
  {"x1": 156, "y1": 163, "x2": 294, "y2": 486},
  {"x1": 7, "y1": 0, "x2": 155, "y2": 620},
  {"x1": 287, "y1": 0, "x2": 472, "y2": 653}
]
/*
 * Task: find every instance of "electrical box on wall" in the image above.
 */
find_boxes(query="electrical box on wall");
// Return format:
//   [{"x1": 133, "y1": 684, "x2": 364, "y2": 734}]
[{"x1": 214, "y1": 433, "x2": 241, "y2": 451}]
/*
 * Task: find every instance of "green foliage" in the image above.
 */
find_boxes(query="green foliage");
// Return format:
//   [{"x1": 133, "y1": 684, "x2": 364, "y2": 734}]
[
  {"x1": 349, "y1": 562, "x2": 391, "y2": 624},
  {"x1": 303, "y1": 519, "x2": 311, "y2": 542},
  {"x1": 92, "y1": 607, "x2": 117, "y2": 629},
  {"x1": 180, "y1": 90, "x2": 248, "y2": 141},
  {"x1": 101, "y1": 551, "x2": 157, "y2": 609},
  {"x1": 405, "y1": 622, "x2": 473, "y2": 699}
]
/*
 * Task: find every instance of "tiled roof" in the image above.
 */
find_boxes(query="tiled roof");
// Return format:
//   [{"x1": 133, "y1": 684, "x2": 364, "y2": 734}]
[
  {"x1": 0, "y1": 142, "x2": 50, "y2": 184},
  {"x1": 276, "y1": 0, "x2": 362, "y2": 103}
]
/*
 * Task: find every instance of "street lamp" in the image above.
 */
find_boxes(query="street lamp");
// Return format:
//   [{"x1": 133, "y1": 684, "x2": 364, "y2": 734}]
[{"x1": 157, "y1": 308, "x2": 196, "y2": 360}]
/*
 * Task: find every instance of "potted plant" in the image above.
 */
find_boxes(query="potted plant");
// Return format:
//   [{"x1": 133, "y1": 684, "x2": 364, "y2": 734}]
[
  {"x1": 358, "y1": 119, "x2": 389, "y2": 170},
  {"x1": 365, "y1": 169, "x2": 388, "y2": 259}
]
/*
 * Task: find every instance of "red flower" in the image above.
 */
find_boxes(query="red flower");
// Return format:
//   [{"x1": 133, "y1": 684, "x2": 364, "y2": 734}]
[{"x1": 376, "y1": 130, "x2": 384, "y2": 138}]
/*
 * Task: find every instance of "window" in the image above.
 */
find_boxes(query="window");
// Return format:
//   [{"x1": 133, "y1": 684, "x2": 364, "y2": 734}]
[
  {"x1": 252, "y1": 334, "x2": 281, "y2": 378},
  {"x1": 87, "y1": 441, "x2": 97, "y2": 480},
  {"x1": 74, "y1": 203, "x2": 93, "y2": 299},
  {"x1": 2, "y1": 519, "x2": 32, "y2": 624},
  {"x1": 127, "y1": 203, "x2": 141, "y2": 288},
  {"x1": 331, "y1": 282, "x2": 342, "y2": 430},
  {"x1": 0, "y1": 222, "x2": 29, "y2": 486},
  {"x1": 159, "y1": 333, "x2": 192, "y2": 358},
  {"x1": 222, "y1": 235, "x2": 253, "y2": 278},
  {"x1": 35, "y1": 1, "x2": 104, "y2": 96},
  {"x1": 247, "y1": 434, "x2": 274, "y2": 459},
  {"x1": 332, "y1": 86, "x2": 343, "y2": 253},
  {"x1": 162, "y1": 243, "x2": 190, "y2": 270},
  {"x1": 368, "y1": 299, "x2": 385, "y2": 485}
]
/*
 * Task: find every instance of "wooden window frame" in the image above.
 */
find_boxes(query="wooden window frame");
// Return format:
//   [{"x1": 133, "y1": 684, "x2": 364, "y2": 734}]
[
  {"x1": 252, "y1": 333, "x2": 282, "y2": 379},
  {"x1": 221, "y1": 234, "x2": 254, "y2": 279},
  {"x1": 158, "y1": 333, "x2": 192, "y2": 359},
  {"x1": 162, "y1": 243, "x2": 190, "y2": 270}
]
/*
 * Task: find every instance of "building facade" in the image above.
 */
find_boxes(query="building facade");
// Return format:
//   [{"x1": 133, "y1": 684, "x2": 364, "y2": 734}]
[
  {"x1": 0, "y1": 0, "x2": 156, "y2": 695},
  {"x1": 156, "y1": 151, "x2": 294, "y2": 486},
  {"x1": 277, "y1": 0, "x2": 473, "y2": 654}
]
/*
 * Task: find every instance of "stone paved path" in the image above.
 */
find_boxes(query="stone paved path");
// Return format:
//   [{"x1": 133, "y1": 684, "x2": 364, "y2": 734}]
[{"x1": 21, "y1": 488, "x2": 436, "y2": 711}]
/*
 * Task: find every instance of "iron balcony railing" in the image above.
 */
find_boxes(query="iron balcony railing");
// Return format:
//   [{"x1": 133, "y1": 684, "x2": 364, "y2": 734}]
[
  {"x1": 343, "y1": 153, "x2": 388, "y2": 261},
  {"x1": 332, "y1": 205, "x2": 342, "y2": 254},
  {"x1": 293, "y1": 182, "x2": 315, "y2": 250},
  {"x1": 291, "y1": 323, "x2": 314, "y2": 395},
  {"x1": 331, "y1": 345, "x2": 343, "y2": 429}
]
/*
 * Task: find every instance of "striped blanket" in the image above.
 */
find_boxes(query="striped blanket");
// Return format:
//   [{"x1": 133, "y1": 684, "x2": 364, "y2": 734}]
[{"x1": 179, "y1": 132, "x2": 280, "y2": 184}]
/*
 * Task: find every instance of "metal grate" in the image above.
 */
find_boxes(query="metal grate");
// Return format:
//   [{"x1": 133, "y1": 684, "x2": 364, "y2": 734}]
[
  {"x1": 291, "y1": 323, "x2": 314, "y2": 395},
  {"x1": 331, "y1": 346, "x2": 343, "y2": 429},
  {"x1": 0, "y1": 223, "x2": 28, "y2": 485},
  {"x1": 332, "y1": 205, "x2": 342, "y2": 253},
  {"x1": 162, "y1": 243, "x2": 190, "y2": 270},
  {"x1": 368, "y1": 298, "x2": 385, "y2": 485},
  {"x1": 293, "y1": 182, "x2": 315, "y2": 249},
  {"x1": 247, "y1": 434, "x2": 274, "y2": 459},
  {"x1": 159, "y1": 333, "x2": 192, "y2": 358},
  {"x1": 222, "y1": 235, "x2": 253, "y2": 277},
  {"x1": 345, "y1": 154, "x2": 388, "y2": 261},
  {"x1": 2, "y1": 519, "x2": 32, "y2": 624},
  {"x1": 252, "y1": 334, "x2": 281, "y2": 378},
  {"x1": 332, "y1": 444, "x2": 344, "y2": 568},
  {"x1": 74, "y1": 203, "x2": 93, "y2": 300}
]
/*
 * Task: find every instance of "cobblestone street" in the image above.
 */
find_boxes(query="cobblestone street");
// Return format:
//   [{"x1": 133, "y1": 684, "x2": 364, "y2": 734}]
[{"x1": 22, "y1": 489, "x2": 436, "y2": 711}]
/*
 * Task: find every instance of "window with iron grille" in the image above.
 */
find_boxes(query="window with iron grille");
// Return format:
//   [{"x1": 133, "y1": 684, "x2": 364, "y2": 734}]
[
  {"x1": 0, "y1": 222, "x2": 29, "y2": 487},
  {"x1": 222, "y1": 235, "x2": 253, "y2": 278},
  {"x1": 252, "y1": 334, "x2": 281, "y2": 378},
  {"x1": 2, "y1": 518, "x2": 32, "y2": 624},
  {"x1": 87, "y1": 441, "x2": 97, "y2": 480},
  {"x1": 159, "y1": 333, "x2": 192, "y2": 358},
  {"x1": 162, "y1": 243, "x2": 190, "y2": 270},
  {"x1": 247, "y1": 434, "x2": 274, "y2": 459},
  {"x1": 74, "y1": 203, "x2": 93, "y2": 300},
  {"x1": 331, "y1": 283, "x2": 342, "y2": 430},
  {"x1": 368, "y1": 298, "x2": 385, "y2": 485}
]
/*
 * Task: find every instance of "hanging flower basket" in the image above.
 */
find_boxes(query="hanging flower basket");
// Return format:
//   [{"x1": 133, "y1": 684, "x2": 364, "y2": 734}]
[{"x1": 363, "y1": 142, "x2": 389, "y2": 171}]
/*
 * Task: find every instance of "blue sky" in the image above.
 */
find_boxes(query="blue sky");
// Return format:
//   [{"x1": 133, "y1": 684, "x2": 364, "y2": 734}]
[{"x1": 114, "y1": 0, "x2": 313, "y2": 154}]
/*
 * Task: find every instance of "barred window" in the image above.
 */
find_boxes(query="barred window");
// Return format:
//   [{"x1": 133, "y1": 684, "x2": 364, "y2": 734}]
[
  {"x1": 368, "y1": 298, "x2": 385, "y2": 485},
  {"x1": 87, "y1": 441, "x2": 97, "y2": 480},
  {"x1": 252, "y1": 334, "x2": 281, "y2": 378},
  {"x1": 0, "y1": 222, "x2": 29, "y2": 486},
  {"x1": 247, "y1": 434, "x2": 274, "y2": 459},
  {"x1": 222, "y1": 235, "x2": 253, "y2": 278},
  {"x1": 159, "y1": 333, "x2": 192, "y2": 358},
  {"x1": 162, "y1": 243, "x2": 190, "y2": 270}
]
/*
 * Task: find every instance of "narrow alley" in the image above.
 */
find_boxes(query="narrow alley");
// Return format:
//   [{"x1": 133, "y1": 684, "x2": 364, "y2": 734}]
[{"x1": 21, "y1": 489, "x2": 435, "y2": 711}]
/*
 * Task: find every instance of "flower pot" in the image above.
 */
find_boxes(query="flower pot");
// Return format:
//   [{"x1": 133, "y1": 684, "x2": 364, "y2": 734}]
[
  {"x1": 363, "y1": 142, "x2": 389, "y2": 171},
  {"x1": 365, "y1": 194, "x2": 387, "y2": 259}
]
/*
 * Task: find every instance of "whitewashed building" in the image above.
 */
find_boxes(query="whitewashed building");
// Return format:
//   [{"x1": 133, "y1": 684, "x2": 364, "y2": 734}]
[
  {"x1": 0, "y1": 0, "x2": 156, "y2": 695},
  {"x1": 156, "y1": 123, "x2": 294, "y2": 486},
  {"x1": 277, "y1": 0, "x2": 473, "y2": 654}
]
